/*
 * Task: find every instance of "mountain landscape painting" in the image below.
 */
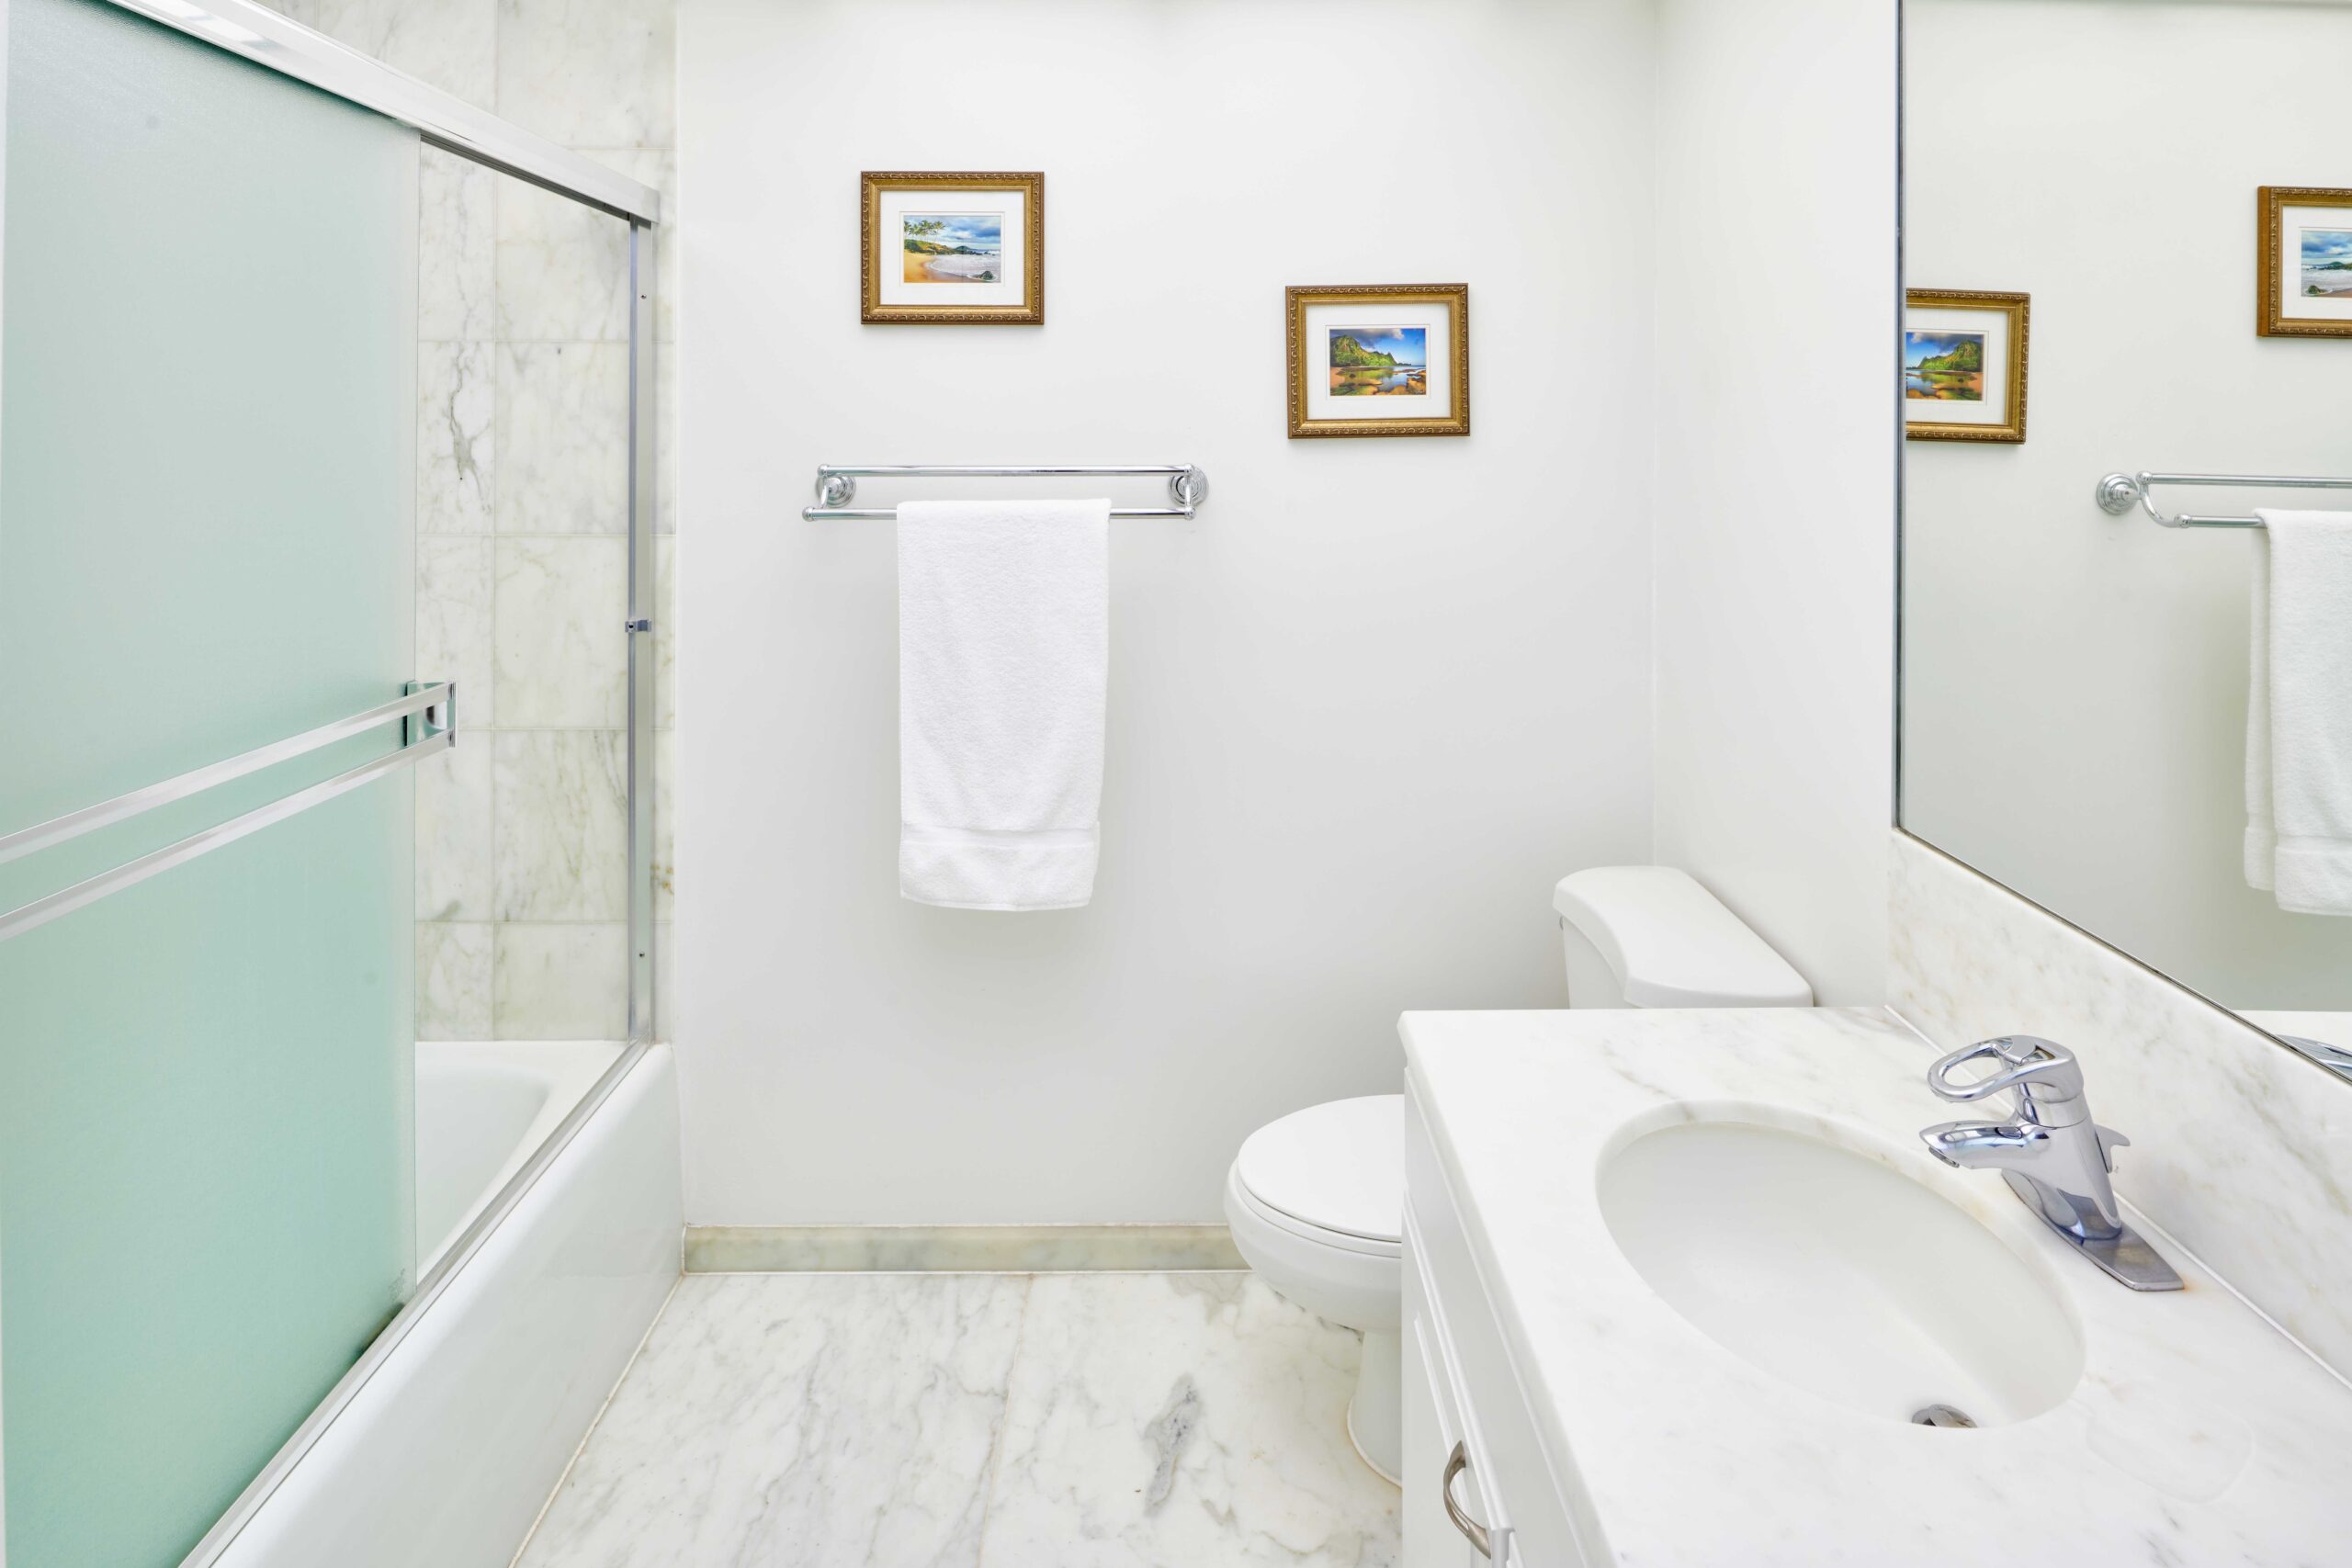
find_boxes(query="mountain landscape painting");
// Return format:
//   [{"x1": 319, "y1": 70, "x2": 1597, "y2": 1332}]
[
  {"x1": 1905, "y1": 330, "x2": 1984, "y2": 400},
  {"x1": 1329, "y1": 327, "x2": 1428, "y2": 396},
  {"x1": 2301, "y1": 227, "x2": 2352, "y2": 297},
  {"x1": 902, "y1": 213, "x2": 1002, "y2": 284}
]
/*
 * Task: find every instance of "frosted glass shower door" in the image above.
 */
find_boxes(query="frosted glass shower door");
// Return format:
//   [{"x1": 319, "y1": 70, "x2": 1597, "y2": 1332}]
[{"x1": 0, "y1": 1, "x2": 420, "y2": 1563}]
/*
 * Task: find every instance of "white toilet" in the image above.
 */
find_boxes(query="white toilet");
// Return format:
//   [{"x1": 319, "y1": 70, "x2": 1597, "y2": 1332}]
[{"x1": 1223, "y1": 865, "x2": 1813, "y2": 1483}]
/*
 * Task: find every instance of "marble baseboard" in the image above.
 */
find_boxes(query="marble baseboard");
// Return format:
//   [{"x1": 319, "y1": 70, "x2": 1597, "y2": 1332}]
[
  {"x1": 1889, "y1": 829, "x2": 2352, "y2": 1376},
  {"x1": 684, "y1": 1224, "x2": 1249, "y2": 1275}
]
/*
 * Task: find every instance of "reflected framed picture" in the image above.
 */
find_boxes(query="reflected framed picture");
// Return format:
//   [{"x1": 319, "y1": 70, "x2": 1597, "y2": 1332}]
[
  {"x1": 2257, "y1": 185, "x2": 2352, "y2": 338},
  {"x1": 861, "y1": 171, "x2": 1043, "y2": 324},
  {"x1": 1904, "y1": 288, "x2": 2029, "y2": 444},
  {"x1": 1285, "y1": 284, "x2": 1470, "y2": 437}
]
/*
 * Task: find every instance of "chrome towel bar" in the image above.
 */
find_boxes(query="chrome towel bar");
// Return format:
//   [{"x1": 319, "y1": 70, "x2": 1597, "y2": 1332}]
[
  {"x1": 2095, "y1": 471, "x2": 2352, "y2": 530},
  {"x1": 803, "y1": 463, "x2": 1208, "y2": 520},
  {"x1": 0, "y1": 681, "x2": 455, "y2": 942}
]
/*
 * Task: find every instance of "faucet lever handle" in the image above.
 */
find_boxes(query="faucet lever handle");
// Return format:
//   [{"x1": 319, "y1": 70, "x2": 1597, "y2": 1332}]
[{"x1": 1927, "y1": 1035, "x2": 2086, "y2": 1109}]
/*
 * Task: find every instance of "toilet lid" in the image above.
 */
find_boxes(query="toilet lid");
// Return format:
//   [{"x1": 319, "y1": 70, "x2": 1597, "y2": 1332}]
[{"x1": 1235, "y1": 1094, "x2": 1402, "y2": 1244}]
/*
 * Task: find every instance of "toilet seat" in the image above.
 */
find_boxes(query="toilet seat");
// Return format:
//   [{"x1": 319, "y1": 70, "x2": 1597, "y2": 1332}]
[
  {"x1": 1230, "y1": 1170, "x2": 1399, "y2": 1258},
  {"x1": 1232, "y1": 1094, "x2": 1401, "y2": 1250}
]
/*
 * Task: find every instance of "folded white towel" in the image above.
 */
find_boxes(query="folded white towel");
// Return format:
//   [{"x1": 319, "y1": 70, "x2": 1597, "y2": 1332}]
[
  {"x1": 2245, "y1": 508, "x2": 2352, "y2": 915},
  {"x1": 898, "y1": 498, "x2": 1110, "y2": 910}
]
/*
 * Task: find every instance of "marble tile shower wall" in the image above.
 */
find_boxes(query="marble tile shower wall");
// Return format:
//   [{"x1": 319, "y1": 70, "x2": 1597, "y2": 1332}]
[{"x1": 273, "y1": 0, "x2": 677, "y2": 1040}]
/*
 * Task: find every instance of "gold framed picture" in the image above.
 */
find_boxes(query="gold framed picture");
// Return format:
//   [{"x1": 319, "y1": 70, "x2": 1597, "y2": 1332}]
[
  {"x1": 1285, "y1": 284, "x2": 1469, "y2": 438},
  {"x1": 2257, "y1": 185, "x2": 2352, "y2": 339},
  {"x1": 1904, "y1": 288, "x2": 2029, "y2": 444},
  {"x1": 861, "y1": 171, "x2": 1043, "y2": 325}
]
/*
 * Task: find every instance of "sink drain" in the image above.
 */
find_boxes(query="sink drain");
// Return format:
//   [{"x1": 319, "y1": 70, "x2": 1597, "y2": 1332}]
[{"x1": 1911, "y1": 1404, "x2": 1977, "y2": 1429}]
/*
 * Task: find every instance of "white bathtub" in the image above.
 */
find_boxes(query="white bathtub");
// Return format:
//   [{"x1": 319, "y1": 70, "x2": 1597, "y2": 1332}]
[
  {"x1": 197, "y1": 1041, "x2": 682, "y2": 1568},
  {"x1": 415, "y1": 1042, "x2": 621, "y2": 1271}
]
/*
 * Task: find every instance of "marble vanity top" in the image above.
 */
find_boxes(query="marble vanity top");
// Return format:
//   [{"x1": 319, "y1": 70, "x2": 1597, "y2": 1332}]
[{"x1": 1399, "y1": 1006, "x2": 2352, "y2": 1566}]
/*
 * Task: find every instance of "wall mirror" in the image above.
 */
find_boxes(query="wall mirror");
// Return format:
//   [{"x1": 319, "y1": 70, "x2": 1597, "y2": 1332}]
[{"x1": 1899, "y1": 0, "x2": 2352, "y2": 1078}]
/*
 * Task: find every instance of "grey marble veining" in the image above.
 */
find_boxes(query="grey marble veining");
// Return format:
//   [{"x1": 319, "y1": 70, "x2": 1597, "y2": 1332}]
[
  {"x1": 494, "y1": 0, "x2": 676, "y2": 148},
  {"x1": 495, "y1": 175, "x2": 637, "y2": 343},
  {"x1": 982, "y1": 1276, "x2": 1397, "y2": 1567},
  {"x1": 513, "y1": 1273, "x2": 1398, "y2": 1568},
  {"x1": 492, "y1": 730, "x2": 628, "y2": 922},
  {"x1": 1890, "y1": 829, "x2": 2352, "y2": 1378},
  {"x1": 273, "y1": 0, "x2": 496, "y2": 106},
  {"x1": 418, "y1": 341, "x2": 494, "y2": 534},
  {"x1": 418, "y1": 533, "x2": 494, "y2": 720},
  {"x1": 419, "y1": 146, "x2": 497, "y2": 344},
  {"x1": 414, "y1": 736, "x2": 492, "y2": 921},
  {"x1": 494, "y1": 343, "x2": 630, "y2": 535},
  {"x1": 416, "y1": 920, "x2": 492, "y2": 1039},
  {"x1": 492, "y1": 921, "x2": 628, "y2": 1039},
  {"x1": 653, "y1": 537, "x2": 675, "y2": 728},
  {"x1": 493, "y1": 536, "x2": 628, "y2": 728}
]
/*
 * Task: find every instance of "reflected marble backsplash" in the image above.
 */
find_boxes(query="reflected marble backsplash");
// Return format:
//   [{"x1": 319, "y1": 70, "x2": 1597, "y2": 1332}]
[
  {"x1": 276, "y1": 0, "x2": 677, "y2": 1042},
  {"x1": 1890, "y1": 831, "x2": 2352, "y2": 1376}
]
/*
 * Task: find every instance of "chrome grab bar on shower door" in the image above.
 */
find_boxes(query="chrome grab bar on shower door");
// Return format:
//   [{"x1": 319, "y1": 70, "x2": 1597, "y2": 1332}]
[{"x1": 0, "y1": 680, "x2": 455, "y2": 942}]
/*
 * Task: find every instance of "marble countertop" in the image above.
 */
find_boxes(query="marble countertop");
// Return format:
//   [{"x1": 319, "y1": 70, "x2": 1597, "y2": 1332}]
[{"x1": 1400, "y1": 1006, "x2": 2352, "y2": 1567}]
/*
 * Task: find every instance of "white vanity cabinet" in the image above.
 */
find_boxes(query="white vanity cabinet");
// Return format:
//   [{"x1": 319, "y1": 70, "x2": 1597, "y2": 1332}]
[{"x1": 1402, "y1": 1081, "x2": 1593, "y2": 1568}]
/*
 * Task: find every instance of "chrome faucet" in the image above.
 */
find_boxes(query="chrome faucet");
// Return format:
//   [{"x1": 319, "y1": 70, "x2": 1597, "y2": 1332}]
[{"x1": 1919, "y1": 1036, "x2": 2182, "y2": 1292}]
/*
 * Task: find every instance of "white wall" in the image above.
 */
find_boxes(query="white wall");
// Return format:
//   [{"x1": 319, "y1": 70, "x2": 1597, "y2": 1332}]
[
  {"x1": 1649, "y1": 0, "x2": 1899, "y2": 1005},
  {"x1": 676, "y1": 0, "x2": 1660, "y2": 1224},
  {"x1": 1903, "y1": 0, "x2": 2352, "y2": 1011}
]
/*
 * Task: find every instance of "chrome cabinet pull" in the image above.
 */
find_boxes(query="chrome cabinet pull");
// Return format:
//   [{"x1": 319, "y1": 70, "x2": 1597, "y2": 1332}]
[{"x1": 1442, "y1": 1440, "x2": 1494, "y2": 1559}]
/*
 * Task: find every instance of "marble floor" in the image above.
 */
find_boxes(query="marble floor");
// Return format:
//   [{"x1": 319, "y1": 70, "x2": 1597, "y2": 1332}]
[{"x1": 511, "y1": 1271, "x2": 1401, "y2": 1567}]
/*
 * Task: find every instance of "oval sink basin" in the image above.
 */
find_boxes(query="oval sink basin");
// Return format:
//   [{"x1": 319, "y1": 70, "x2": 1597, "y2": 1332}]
[{"x1": 1599, "y1": 1120, "x2": 2084, "y2": 1427}]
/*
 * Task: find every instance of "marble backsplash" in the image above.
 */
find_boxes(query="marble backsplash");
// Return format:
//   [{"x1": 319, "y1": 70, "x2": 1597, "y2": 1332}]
[
  {"x1": 275, "y1": 0, "x2": 676, "y2": 1040},
  {"x1": 1889, "y1": 830, "x2": 2352, "y2": 1376}
]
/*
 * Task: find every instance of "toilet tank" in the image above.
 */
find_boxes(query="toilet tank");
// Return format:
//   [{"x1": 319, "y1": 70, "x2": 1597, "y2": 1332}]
[{"x1": 1553, "y1": 866, "x2": 1813, "y2": 1009}]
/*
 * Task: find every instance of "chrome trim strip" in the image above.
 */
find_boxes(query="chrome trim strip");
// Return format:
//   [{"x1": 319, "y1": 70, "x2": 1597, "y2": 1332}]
[
  {"x1": 100, "y1": 0, "x2": 661, "y2": 223},
  {"x1": 625, "y1": 221, "x2": 658, "y2": 1044},
  {"x1": 174, "y1": 1041, "x2": 658, "y2": 1568},
  {"x1": 0, "y1": 718, "x2": 454, "y2": 944},
  {"x1": 0, "y1": 683, "x2": 451, "y2": 867}
]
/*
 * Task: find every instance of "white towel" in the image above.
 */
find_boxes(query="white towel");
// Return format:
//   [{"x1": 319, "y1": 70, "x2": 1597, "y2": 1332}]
[
  {"x1": 2245, "y1": 508, "x2": 2352, "y2": 915},
  {"x1": 898, "y1": 498, "x2": 1110, "y2": 910}
]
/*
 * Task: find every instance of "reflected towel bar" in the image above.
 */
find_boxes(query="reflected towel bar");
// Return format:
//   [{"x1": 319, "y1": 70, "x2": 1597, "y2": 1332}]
[
  {"x1": 0, "y1": 682, "x2": 455, "y2": 943},
  {"x1": 2095, "y1": 471, "x2": 2352, "y2": 530},
  {"x1": 803, "y1": 463, "x2": 1209, "y2": 520}
]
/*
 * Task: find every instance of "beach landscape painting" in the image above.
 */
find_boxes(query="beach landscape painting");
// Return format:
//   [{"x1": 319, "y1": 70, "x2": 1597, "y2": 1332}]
[
  {"x1": 902, "y1": 213, "x2": 1003, "y2": 284},
  {"x1": 1329, "y1": 327, "x2": 1427, "y2": 395},
  {"x1": 2301, "y1": 227, "x2": 2352, "y2": 297},
  {"x1": 1904, "y1": 288, "x2": 2027, "y2": 442},
  {"x1": 1905, "y1": 330, "x2": 1984, "y2": 400},
  {"x1": 1286, "y1": 284, "x2": 1469, "y2": 437},
  {"x1": 862, "y1": 172, "x2": 1043, "y2": 324},
  {"x1": 2258, "y1": 186, "x2": 2352, "y2": 338}
]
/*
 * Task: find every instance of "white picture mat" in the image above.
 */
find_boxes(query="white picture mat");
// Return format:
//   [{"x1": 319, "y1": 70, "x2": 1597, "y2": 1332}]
[
  {"x1": 1905, "y1": 303, "x2": 2011, "y2": 427},
  {"x1": 876, "y1": 186, "x2": 1028, "y2": 308},
  {"x1": 1302, "y1": 299, "x2": 1455, "y2": 422},
  {"x1": 2277, "y1": 203, "x2": 2352, "y2": 323}
]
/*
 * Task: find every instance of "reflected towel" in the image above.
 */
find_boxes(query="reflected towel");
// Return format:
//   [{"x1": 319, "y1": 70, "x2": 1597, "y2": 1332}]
[
  {"x1": 898, "y1": 498, "x2": 1110, "y2": 910},
  {"x1": 2245, "y1": 509, "x2": 2352, "y2": 915}
]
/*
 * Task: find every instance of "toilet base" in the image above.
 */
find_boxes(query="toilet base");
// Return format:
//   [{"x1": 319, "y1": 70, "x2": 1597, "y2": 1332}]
[{"x1": 1347, "y1": 1329, "x2": 1402, "y2": 1484}]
